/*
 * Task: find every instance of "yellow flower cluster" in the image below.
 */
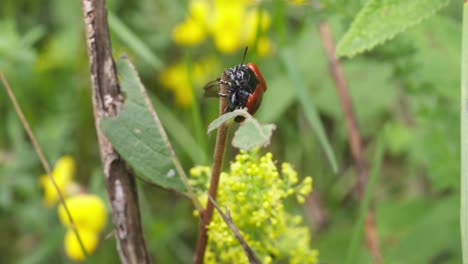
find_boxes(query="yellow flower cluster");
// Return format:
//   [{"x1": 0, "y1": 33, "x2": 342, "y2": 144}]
[
  {"x1": 39, "y1": 156, "x2": 107, "y2": 261},
  {"x1": 172, "y1": 0, "x2": 272, "y2": 56},
  {"x1": 190, "y1": 150, "x2": 319, "y2": 263},
  {"x1": 159, "y1": 57, "x2": 218, "y2": 108}
]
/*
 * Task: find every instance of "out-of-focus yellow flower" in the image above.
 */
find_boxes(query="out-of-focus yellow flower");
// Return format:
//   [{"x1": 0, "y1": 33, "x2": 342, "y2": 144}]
[
  {"x1": 211, "y1": 3, "x2": 244, "y2": 53},
  {"x1": 172, "y1": 1, "x2": 209, "y2": 46},
  {"x1": 39, "y1": 155, "x2": 76, "y2": 206},
  {"x1": 244, "y1": 9, "x2": 271, "y2": 43},
  {"x1": 256, "y1": 36, "x2": 272, "y2": 57},
  {"x1": 160, "y1": 62, "x2": 193, "y2": 107},
  {"x1": 38, "y1": 156, "x2": 106, "y2": 261},
  {"x1": 58, "y1": 194, "x2": 107, "y2": 232},
  {"x1": 160, "y1": 57, "x2": 219, "y2": 107},
  {"x1": 64, "y1": 228, "x2": 98, "y2": 262},
  {"x1": 291, "y1": 0, "x2": 305, "y2": 5},
  {"x1": 59, "y1": 194, "x2": 107, "y2": 261},
  {"x1": 173, "y1": 0, "x2": 273, "y2": 56}
]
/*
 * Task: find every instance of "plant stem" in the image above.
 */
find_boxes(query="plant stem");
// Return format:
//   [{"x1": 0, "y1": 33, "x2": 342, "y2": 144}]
[
  {"x1": 194, "y1": 72, "x2": 230, "y2": 264},
  {"x1": 461, "y1": 2, "x2": 468, "y2": 263},
  {"x1": 80, "y1": 0, "x2": 150, "y2": 262},
  {"x1": 207, "y1": 195, "x2": 260, "y2": 264},
  {"x1": 0, "y1": 71, "x2": 88, "y2": 258},
  {"x1": 317, "y1": 21, "x2": 382, "y2": 263}
]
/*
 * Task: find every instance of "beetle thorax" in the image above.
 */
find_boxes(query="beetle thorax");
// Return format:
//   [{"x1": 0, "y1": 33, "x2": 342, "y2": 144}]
[{"x1": 228, "y1": 64, "x2": 258, "y2": 93}]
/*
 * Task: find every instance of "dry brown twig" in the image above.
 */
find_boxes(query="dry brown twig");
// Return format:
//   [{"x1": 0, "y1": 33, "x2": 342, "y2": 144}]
[
  {"x1": 80, "y1": 0, "x2": 150, "y2": 262},
  {"x1": 207, "y1": 195, "x2": 261, "y2": 264},
  {"x1": 317, "y1": 21, "x2": 383, "y2": 263}
]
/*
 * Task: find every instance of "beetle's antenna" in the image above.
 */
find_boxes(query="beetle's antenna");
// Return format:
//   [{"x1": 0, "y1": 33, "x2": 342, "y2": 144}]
[{"x1": 241, "y1": 46, "x2": 248, "y2": 65}]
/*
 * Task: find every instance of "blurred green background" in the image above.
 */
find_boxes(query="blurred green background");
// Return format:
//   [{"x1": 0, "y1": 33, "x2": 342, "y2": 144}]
[{"x1": 0, "y1": 0, "x2": 461, "y2": 263}]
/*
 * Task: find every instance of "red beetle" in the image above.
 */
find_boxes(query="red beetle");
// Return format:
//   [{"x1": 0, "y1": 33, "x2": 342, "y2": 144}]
[{"x1": 204, "y1": 47, "x2": 267, "y2": 122}]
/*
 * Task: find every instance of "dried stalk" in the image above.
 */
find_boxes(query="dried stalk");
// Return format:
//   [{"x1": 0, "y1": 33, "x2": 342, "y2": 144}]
[
  {"x1": 80, "y1": 0, "x2": 150, "y2": 262},
  {"x1": 207, "y1": 195, "x2": 260, "y2": 264},
  {"x1": 318, "y1": 21, "x2": 382, "y2": 263},
  {"x1": 0, "y1": 72, "x2": 88, "y2": 257}
]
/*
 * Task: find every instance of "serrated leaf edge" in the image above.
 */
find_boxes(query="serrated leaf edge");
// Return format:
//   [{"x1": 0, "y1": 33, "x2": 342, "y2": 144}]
[{"x1": 337, "y1": 0, "x2": 450, "y2": 58}]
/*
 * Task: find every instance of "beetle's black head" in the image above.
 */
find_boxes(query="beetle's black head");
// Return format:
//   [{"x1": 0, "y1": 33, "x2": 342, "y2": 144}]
[{"x1": 228, "y1": 47, "x2": 258, "y2": 92}]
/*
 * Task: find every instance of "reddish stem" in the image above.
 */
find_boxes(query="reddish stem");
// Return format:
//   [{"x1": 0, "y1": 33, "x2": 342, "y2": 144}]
[
  {"x1": 194, "y1": 72, "x2": 230, "y2": 264},
  {"x1": 318, "y1": 21, "x2": 383, "y2": 263}
]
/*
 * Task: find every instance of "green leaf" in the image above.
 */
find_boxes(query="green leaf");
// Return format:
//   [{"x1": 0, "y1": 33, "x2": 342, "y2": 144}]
[
  {"x1": 151, "y1": 95, "x2": 208, "y2": 164},
  {"x1": 207, "y1": 109, "x2": 276, "y2": 150},
  {"x1": 100, "y1": 56, "x2": 185, "y2": 192},
  {"x1": 207, "y1": 109, "x2": 248, "y2": 134},
  {"x1": 336, "y1": 0, "x2": 450, "y2": 58},
  {"x1": 232, "y1": 119, "x2": 276, "y2": 151},
  {"x1": 280, "y1": 48, "x2": 338, "y2": 173},
  {"x1": 385, "y1": 196, "x2": 460, "y2": 263}
]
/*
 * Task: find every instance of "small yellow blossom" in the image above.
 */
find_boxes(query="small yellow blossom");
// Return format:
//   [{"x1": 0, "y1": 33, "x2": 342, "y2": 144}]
[
  {"x1": 64, "y1": 228, "x2": 98, "y2": 261},
  {"x1": 190, "y1": 151, "x2": 318, "y2": 263},
  {"x1": 58, "y1": 194, "x2": 107, "y2": 232},
  {"x1": 39, "y1": 155, "x2": 76, "y2": 206}
]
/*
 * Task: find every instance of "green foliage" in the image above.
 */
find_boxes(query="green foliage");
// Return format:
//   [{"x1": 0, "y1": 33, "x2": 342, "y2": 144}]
[
  {"x1": 150, "y1": 95, "x2": 208, "y2": 164},
  {"x1": 207, "y1": 110, "x2": 243, "y2": 133},
  {"x1": 379, "y1": 196, "x2": 460, "y2": 263},
  {"x1": 190, "y1": 151, "x2": 318, "y2": 263},
  {"x1": 461, "y1": 3, "x2": 468, "y2": 263},
  {"x1": 336, "y1": 0, "x2": 450, "y2": 57},
  {"x1": 108, "y1": 12, "x2": 163, "y2": 70},
  {"x1": 101, "y1": 57, "x2": 185, "y2": 192},
  {"x1": 232, "y1": 118, "x2": 276, "y2": 151},
  {"x1": 207, "y1": 109, "x2": 276, "y2": 151},
  {"x1": 345, "y1": 136, "x2": 384, "y2": 264},
  {"x1": 382, "y1": 15, "x2": 460, "y2": 190},
  {"x1": 0, "y1": 0, "x2": 461, "y2": 262},
  {"x1": 280, "y1": 48, "x2": 338, "y2": 173}
]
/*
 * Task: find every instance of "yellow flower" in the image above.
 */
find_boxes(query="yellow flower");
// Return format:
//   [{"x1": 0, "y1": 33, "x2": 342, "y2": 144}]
[
  {"x1": 244, "y1": 9, "x2": 271, "y2": 43},
  {"x1": 256, "y1": 36, "x2": 272, "y2": 57},
  {"x1": 159, "y1": 57, "x2": 219, "y2": 107},
  {"x1": 39, "y1": 155, "x2": 76, "y2": 206},
  {"x1": 172, "y1": 0, "x2": 273, "y2": 56},
  {"x1": 211, "y1": 3, "x2": 244, "y2": 53},
  {"x1": 64, "y1": 228, "x2": 98, "y2": 261},
  {"x1": 58, "y1": 194, "x2": 107, "y2": 232},
  {"x1": 172, "y1": 0, "x2": 209, "y2": 46},
  {"x1": 160, "y1": 62, "x2": 193, "y2": 107},
  {"x1": 190, "y1": 151, "x2": 318, "y2": 263}
]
